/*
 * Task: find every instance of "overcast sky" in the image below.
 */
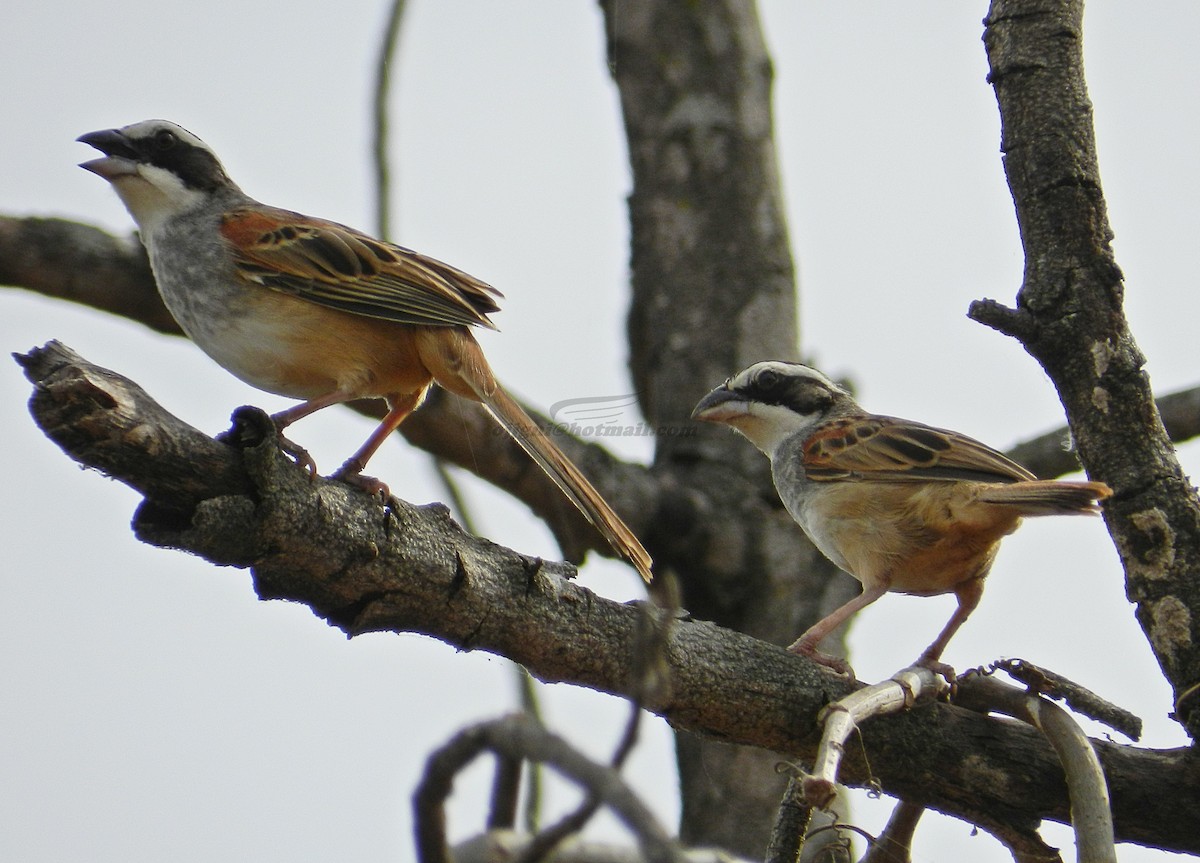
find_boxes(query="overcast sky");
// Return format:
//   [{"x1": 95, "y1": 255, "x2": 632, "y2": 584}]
[{"x1": 2, "y1": 2, "x2": 1197, "y2": 861}]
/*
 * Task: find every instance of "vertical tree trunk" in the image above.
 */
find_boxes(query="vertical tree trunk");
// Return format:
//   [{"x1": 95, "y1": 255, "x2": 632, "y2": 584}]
[
  {"x1": 976, "y1": 0, "x2": 1200, "y2": 738},
  {"x1": 601, "y1": 0, "x2": 851, "y2": 854}
]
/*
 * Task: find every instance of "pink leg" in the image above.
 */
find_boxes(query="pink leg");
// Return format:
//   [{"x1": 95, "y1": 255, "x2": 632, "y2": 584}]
[
  {"x1": 788, "y1": 584, "x2": 889, "y2": 678},
  {"x1": 332, "y1": 390, "x2": 426, "y2": 496},
  {"x1": 268, "y1": 390, "x2": 357, "y2": 477},
  {"x1": 916, "y1": 577, "x2": 985, "y2": 680},
  {"x1": 270, "y1": 390, "x2": 355, "y2": 430}
]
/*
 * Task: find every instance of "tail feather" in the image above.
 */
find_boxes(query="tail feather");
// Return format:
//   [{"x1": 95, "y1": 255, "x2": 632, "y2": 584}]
[
  {"x1": 978, "y1": 480, "x2": 1111, "y2": 516},
  {"x1": 483, "y1": 387, "x2": 654, "y2": 583},
  {"x1": 418, "y1": 328, "x2": 653, "y2": 583}
]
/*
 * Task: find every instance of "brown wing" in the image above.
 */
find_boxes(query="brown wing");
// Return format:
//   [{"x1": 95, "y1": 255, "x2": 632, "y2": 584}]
[
  {"x1": 802, "y1": 416, "x2": 1037, "y2": 484},
  {"x1": 220, "y1": 207, "x2": 503, "y2": 329}
]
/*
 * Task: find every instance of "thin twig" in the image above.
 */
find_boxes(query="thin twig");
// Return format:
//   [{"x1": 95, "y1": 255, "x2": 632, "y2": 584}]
[
  {"x1": 860, "y1": 800, "x2": 924, "y2": 863},
  {"x1": 993, "y1": 658, "x2": 1142, "y2": 741},
  {"x1": 371, "y1": 0, "x2": 407, "y2": 241},
  {"x1": 516, "y1": 666, "x2": 545, "y2": 833},
  {"x1": 488, "y1": 753, "x2": 522, "y2": 831},
  {"x1": 413, "y1": 715, "x2": 682, "y2": 863}
]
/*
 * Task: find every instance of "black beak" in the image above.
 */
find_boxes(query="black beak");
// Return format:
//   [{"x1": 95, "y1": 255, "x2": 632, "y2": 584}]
[
  {"x1": 78, "y1": 128, "x2": 142, "y2": 180},
  {"x1": 691, "y1": 386, "x2": 745, "y2": 422},
  {"x1": 77, "y1": 128, "x2": 139, "y2": 159}
]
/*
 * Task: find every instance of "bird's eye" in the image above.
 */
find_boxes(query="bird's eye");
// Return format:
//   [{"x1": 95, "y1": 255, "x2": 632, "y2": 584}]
[
  {"x1": 756, "y1": 368, "x2": 781, "y2": 389},
  {"x1": 153, "y1": 129, "x2": 178, "y2": 151}
]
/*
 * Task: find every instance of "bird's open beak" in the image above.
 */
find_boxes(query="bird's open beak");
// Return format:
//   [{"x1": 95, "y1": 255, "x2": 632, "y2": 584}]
[
  {"x1": 77, "y1": 128, "x2": 140, "y2": 180},
  {"x1": 691, "y1": 386, "x2": 748, "y2": 423}
]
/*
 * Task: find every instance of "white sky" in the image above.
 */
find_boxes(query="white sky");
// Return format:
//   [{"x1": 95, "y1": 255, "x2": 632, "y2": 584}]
[{"x1": 2, "y1": 2, "x2": 1197, "y2": 861}]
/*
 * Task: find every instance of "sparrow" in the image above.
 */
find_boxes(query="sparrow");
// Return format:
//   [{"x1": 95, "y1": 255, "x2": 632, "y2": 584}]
[
  {"x1": 692, "y1": 361, "x2": 1111, "y2": 676},
  {"x1": 77, "y1": 119, "x2": 652, "y2": 583}
]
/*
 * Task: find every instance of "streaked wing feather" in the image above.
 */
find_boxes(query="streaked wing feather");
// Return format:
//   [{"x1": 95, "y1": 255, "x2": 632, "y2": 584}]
[
  {"x1": 220, "y1": 208, "x2": 503, "y2": 329},
  {"x1": 803, "y1": 416, "x2": 1036, "y2": 484}
]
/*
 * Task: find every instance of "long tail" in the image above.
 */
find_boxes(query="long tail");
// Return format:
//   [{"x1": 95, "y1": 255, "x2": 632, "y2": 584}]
[
  {"x1": 419, "y1": 329, "x2": 653, "y2": 583},
  {"x1": 978, "y1": 479, "x2": 1112, "y2": 516},
  {"x1": 482, "y1": 386, "x2": 653, "y2": 582}
]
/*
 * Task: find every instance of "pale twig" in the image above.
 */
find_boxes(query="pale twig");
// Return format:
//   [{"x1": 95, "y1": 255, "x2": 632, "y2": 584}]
[{"x1": 803, "y1": 667, "x2": 949, "y2": 809}]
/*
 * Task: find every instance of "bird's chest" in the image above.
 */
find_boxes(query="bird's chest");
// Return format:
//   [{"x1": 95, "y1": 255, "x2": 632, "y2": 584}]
[
  {"x1": 145, "y1": 215, "x2": 246, "y2": 341},
  {"x1": 771, "y1": 450, "x2": 1013, "y2": 594},
  {"x1": 771, "y1": 448, "x2": 858, "y2": 572}
]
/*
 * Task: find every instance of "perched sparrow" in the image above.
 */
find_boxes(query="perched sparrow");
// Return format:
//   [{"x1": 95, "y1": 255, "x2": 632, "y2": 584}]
[
  {"x1": 692, "y1": 361, "x2": 1111, "y2": 676},
  {"x1": 78, "y1": 119, "x2": 651, "y2": 583}
]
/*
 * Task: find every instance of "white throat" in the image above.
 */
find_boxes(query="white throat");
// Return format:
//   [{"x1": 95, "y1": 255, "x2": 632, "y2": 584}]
[
  {"x1": 730, "y1": 401, "x2": 822, "y2": 459},
  {"x1": 109, "y1": 163, "x2": 208, "y2": 236}
]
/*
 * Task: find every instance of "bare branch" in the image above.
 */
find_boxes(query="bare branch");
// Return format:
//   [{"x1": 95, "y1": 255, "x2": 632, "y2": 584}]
[
  {"x1": 980, "y1": 825, "x2": 1063, "y2": 863},
  {"x1": 15, "y1": 340, "x2": 1200, "y2": 855},
  {"x1": 1006, "y1": 384, "x2": 1200, "y2": 482},
  {"x1": 801, "y1": 668, "x2": 949, "y2": 810},
  {"x1": 956, "y1": 673, "x2": 1117, "y2": 863},
  {"x1": 991, "y1": 658, "x2": 1142, "y2": 742},
  {"x1": 0, "y1": 215, "x2": 175, "y2": 333},
  {"x1": 764, "y1": 776, "x2": 814, "y2": 863},
  {"x1": 371, "y1": 0, "x2": 407, "y2": 241},
  {"x1": 413, "y1": 715, "x2": 683, "y2": 863},
  {"x1": 976, "y1": 0, "x2": 1200, "y2": 736},
  {"x1": 860, "y1": 801, "x2": 924, "y2": 863}
]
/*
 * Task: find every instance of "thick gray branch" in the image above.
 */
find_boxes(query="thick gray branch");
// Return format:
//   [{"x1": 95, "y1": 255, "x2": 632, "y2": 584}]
[
  {"x1": 976, "y1": 0, "x2": 1200, "y2": 735},
  {"x1": 601, "y1": 2, "x2": 822, "y2": 852},
  {"x1": 15, "y1": 341, "x2": 1200, "y2": 855},
  {"x1": 0, "y1": 213, "x2": 665, "y2": 567}
]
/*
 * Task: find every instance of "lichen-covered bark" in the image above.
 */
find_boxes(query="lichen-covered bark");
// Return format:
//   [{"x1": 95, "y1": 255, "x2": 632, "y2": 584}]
[
  {"x1": 973, "y1": 0, "x2": 1200, "y2": 737},
  {"x1": 16, "y1": 340, "x2": 1200, "y2": 855},
  {"x1": 600, "y1": 1, "x2": 850, "y2": 853}
]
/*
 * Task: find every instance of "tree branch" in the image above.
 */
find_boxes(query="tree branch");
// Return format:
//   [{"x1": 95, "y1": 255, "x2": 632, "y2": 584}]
[
  {"x1": 5, "y1": 210, "x2": 1196, "y2": 499},
  {"x1": 601, "y1": 1, "x2": 828, "y2": 852},
  {"x1": 0, "y1": 213, "x2": 669, "y2": 568},
  {"x1": 0, "y1": 215, "x2": 175, "y2": 333},
  {"x1": 15, "y1": 340, "x2": 1200, "y2": 855},
  {"x1": 956, "y1": 674, "x2": 1116, "y2": 863},
  {"x1": 1007, "y1": 383, "x2": 1200, "y2": 481},
  {"x1": 414, "y1": 715, "x2": 682, "y2": 863},
  {"x1": 976, "y1": 0, "x2": 1200, "y2": 736}
]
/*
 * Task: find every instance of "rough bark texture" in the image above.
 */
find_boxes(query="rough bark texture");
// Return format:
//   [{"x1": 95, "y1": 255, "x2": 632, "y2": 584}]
[
  {"x1": 0, "y1": 212, "x2": 663, "y2": 568},
  {"x1": 0, "y1": 216, "x2": 173, "y2": 333},
  {"x1": 7, "y1": 0, "x2": 1200, "y2": 857},
  {"x1": 972, "y1": 0, "x2": 1200, "y2": 737},
  {"x1": 16, "y1": 341, "x2": 1200, "y2": 856},
  {"x1": 600, "y1": 1, "x2": 852, "y2": 854}
]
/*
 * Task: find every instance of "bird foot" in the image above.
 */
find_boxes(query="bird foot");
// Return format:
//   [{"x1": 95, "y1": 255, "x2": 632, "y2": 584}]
[
  {"x1": 788, "y1": 639, "x2": 857, "y2": 680},
  {"x1": 332, "y1": 460, "x2": 391, "y2": 499},
  {"x1": 276, "y1": 433, "x2": 319, "y2": 480},
  {"x1": 219, "y1": 407, "x2": 319, "y2": 480},
  {"x1": 915, "y1": 654, "x2": 958, "y2": 690}
]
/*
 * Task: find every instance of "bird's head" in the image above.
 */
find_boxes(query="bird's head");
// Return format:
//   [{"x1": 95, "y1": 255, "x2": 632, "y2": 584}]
[
  {"x1": 78, "y1": 120, "x2": 237, "y2": 232},
  {"x1": 691, "y1": 361, "x2": 851, "y2": 457}
]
